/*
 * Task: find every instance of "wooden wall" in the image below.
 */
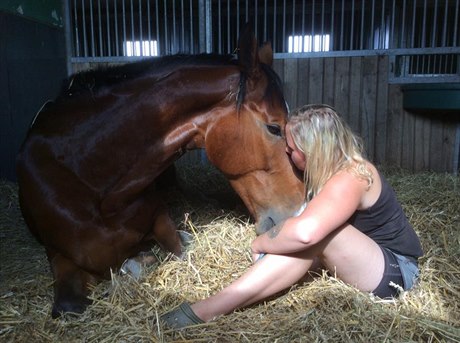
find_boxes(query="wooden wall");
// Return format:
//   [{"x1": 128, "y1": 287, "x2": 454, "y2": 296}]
[
  {"x1": 273, "y1": 56, "x2": 460, "y2": 173},
  {"x1": 66, "y1": 55, "x2": 460, "y2": 174}
]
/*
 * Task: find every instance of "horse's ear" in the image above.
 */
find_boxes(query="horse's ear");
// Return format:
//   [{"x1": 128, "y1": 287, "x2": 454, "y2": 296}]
[
  {"x1": 258, "y1": 42, "x2": 273, "y2": 66},
  {"x1": 237, "y1": 24, "x2": 259, "y2": 74}
]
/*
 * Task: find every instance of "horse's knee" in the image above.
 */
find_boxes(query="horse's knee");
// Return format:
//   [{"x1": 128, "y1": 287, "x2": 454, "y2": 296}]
[
  {"x1": 152, "y1": 211, "x2": 183, "y2": 256},
  {"x1": 48, "y1": 251, "x2": 99, "y2": 318}
]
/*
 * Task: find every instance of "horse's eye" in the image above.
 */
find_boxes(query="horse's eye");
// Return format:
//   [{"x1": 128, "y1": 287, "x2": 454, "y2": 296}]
[{"x1": 266, "y1": 124, "x2": 282, "y2": 137}]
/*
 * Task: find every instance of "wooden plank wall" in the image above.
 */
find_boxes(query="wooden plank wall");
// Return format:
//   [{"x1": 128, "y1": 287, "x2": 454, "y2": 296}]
[
  {"x1": 69, "y1": 55, "x2": 460, "y2": 173},
  {"x1": 273, "y1": 56, "x2": 460, "y2": 173}
]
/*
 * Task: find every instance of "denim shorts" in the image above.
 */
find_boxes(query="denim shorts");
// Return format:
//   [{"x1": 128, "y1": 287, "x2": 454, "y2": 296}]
[{"x1": 372, "y1": 247, "x2": 420, "y2": 298}]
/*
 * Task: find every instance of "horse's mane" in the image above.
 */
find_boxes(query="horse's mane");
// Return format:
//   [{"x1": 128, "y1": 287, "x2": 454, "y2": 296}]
[
  {"x1": 58, "y1": 53, "x2": 284, "y2": 113},
  {"x1": 59, "y1": 53, "x2": 238, "y2": 98}
]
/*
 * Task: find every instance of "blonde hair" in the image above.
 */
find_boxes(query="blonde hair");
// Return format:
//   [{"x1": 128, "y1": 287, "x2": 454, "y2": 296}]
[{"x1": 287, "y1": 104, "x2": 373, "y2": 201}]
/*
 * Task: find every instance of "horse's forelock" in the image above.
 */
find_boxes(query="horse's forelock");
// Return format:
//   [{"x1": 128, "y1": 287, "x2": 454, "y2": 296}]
[{"x1": 236, "y1": 63, "x2": 285, "y2": 115}]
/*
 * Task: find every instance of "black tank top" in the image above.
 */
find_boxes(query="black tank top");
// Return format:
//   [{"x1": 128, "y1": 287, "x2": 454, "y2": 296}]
[{"x1": 348, "y1": 172, "x2": 423, "y2": 262}]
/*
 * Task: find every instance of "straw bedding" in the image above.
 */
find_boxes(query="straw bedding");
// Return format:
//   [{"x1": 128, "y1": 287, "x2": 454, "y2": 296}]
[{"x1": 1, "y1": 165, "x2": 459, "y2": 342}]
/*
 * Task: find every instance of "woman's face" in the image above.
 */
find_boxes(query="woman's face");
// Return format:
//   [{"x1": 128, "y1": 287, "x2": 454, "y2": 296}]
[{"x1": 285, "y1": 125, "x2": 306, "y2": 171}]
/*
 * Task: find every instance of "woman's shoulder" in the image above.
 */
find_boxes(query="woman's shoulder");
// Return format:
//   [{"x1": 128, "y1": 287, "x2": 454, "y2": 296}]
[
  {"x1": 360, "y1": 162, "x2": 382, "y2": 210},
  {"x1": 325, "y1": 162, "x2": 382, "y2": 210}
]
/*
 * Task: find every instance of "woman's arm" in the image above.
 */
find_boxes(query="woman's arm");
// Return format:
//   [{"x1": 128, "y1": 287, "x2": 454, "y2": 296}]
[{"x1": 251, "y1": 170, "x2": 369, "y2": 257}]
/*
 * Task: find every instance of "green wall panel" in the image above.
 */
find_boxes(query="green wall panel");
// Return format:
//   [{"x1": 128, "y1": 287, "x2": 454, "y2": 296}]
[{"x1": 0, "y1": 0, "x2": 62, "y2": 27}]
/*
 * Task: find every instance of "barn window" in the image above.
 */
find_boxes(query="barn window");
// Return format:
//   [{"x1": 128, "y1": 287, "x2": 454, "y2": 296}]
[
  {"x1": 123, "y1": 40, "x2": 158, "y2": 57},
  {"x1": 288, "y1": 35, "x2": 330, "y2": 53}
]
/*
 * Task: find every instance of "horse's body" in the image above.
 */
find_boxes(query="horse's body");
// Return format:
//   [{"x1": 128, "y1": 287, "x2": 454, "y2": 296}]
[{"x1": 16, "y1": 27, "x2": 304, "y2": 317}]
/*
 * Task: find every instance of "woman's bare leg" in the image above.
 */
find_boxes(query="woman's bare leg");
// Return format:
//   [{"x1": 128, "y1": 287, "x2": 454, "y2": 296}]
[
  {"x1": 190, "y1": 223, "x2": 384, "y2": 322},
  {"x1": 191, "y1": 251, "x2": 316, "y2": 321}
]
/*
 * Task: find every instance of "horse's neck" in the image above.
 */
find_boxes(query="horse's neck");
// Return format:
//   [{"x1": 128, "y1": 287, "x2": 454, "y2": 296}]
[{"x1": 157, "y1": 66, "x2": 238, "y2": 153}]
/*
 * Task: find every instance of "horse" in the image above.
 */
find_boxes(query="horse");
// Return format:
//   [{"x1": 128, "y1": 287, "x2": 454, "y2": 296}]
[{"x1": 16, "y1": 26, "x2": 304, "y2": 318}]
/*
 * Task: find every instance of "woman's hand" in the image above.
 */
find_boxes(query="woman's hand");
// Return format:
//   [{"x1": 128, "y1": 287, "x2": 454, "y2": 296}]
[
  {"x1": 251, "y1": 237, "x2": 265, "y2": 263},
  {"x1": 252, "y1": 252, "x2": 265, "y2": 263}
]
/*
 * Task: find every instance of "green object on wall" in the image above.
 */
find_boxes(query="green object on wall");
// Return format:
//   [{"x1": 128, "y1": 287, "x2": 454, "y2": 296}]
[
  {"x1": 402, "y1": 83, "x2": 460, "y2": 111},
  {"x1": 0, "y1": 0, "x2": 62, "y2": 27}
]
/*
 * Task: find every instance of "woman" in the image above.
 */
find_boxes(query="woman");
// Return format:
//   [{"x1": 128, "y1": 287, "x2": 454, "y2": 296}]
[{"x1": 161, "y1": 104, "x2": 423, "y2": 329}]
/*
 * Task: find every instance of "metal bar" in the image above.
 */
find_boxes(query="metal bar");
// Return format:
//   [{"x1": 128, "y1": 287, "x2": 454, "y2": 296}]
[
  {"x1": 263, "y1": 0, "x2": 267, "y2": 42},
  {"x1": 255, "y1": 0, "x2": 258, "y2": 38},
  {"x1": 227, "y1": 0, "x2": 231, "y2": 53},
  {"x1": 380, "y1": 0, "x2": 385, "y2": 49},
  {"x1": 189, "y1": 0, "x2": 194, "y2": 53},
  {"x1": 81, "y1": 0, "x2": 87, "y2": 57},
  {"x1": 432, "y1": 0, "x2": 438, "y2": 47},
  {"x1": 217, "y1": 0, "x2": 221, "y2": 53},
  {"x1": 181, "y1": 0, "x2": 185, "y2": 51},
  {"x1": 139, "y1": 0, "x2": 143, "y2": 56},
  {"x1": 163, "y1": 0, "x2": 168, "y2": 53},
  {"x1": 370, "y1": 0, "x2": 375, "y2": 49},
  {"x1": 172, "y1": 0, "x2": 177, "y2": 54},
  {"x1": 454, "y1": 0, "x2": 459, "y2": 46},
  {"x1": 206, "y1": 0, "x2": 212, "y2": 53},
  {"x1": 442, "y1": 0, "x2": 448, "y2": 47},
  {"x1": 106, "y1": 0, "x2": 111, "y2": 56},
  {"x1": 282, "y1": 0, "x2": 286, "y2": 52},
  {"x1": 246, "y1": 0, "x2": 249, "y2": 23},
  {"x1": 321, "y1": 0, "x2": 325, "y2": 50},
  {"x1": 130, "y1": 0, "x2": 135, "y2": 56},
  {"x1": 69, "y1": 47, "x2": 460, "y2": 64},
  {"x1": 311, "y1": 0, "x2": 315, "y2": 51},
  {"x1": 273, "y1": 0, "x2": 277, "y2": 52},
  {"x1": 390, "y1": 0, "x2": 395, "y2": 48},
  {"x1": 350, "y1": 0, "x2": 355, "y2": 50},
  {"x1": 292, "y1": 0, "x2": 296, "y2": 52},
  {"x1": 300, "y1": 0, "x2": 305, "y2": 52},
  {"x1": 340, "y1": 0, "x2": 344, "y2": 50},
  {"x1": 422, "y1": 0, "x2": 427, "y2": 48},
  {"x1": 73, "y1": 0, "x2": 80, "y2": 57},
  {"x1": 236, "y1": 0, "x2": 240, "y2": 40},
  {"x1": 64, "y1": 0, "x2": 73, "y2": 74},
  {"x1": 98, "y1": 0, "x2": 103, "y2": 56},
  {"x1": 147, "y1": 0, "x2": 151, "y2": 55},
  {"x1": 401, "y1": 0, "x2": 406, "y2": 48},
  {"x1": 331, "y1": 0, "x2": 335, "y2": 51},
  {"x1": 411, "y1": 0, "x2": 416, "y2": 48},
  {"x1": 89, "y1": 0, "x2": 96, "y2": 56},
  {"x1": 115, "y1": 0, "x2": 119, "y2": 55},
  {"x1": 155, "y1": 0, "x2": 160, "y2": 54},
  {"x1": 122, "y1": 0, "x2": 127, "y2": 55},
  {"x1": 359, "y1": 0, "x2": 364, "y2": 50}
]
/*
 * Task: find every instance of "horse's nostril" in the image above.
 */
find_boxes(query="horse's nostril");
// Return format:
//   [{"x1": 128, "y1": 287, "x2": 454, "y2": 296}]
[{"x1": 256, "y1": 216, "x2": 276, "y2": 235}]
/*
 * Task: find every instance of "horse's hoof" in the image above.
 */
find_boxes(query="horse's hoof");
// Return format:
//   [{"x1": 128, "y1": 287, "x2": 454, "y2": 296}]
[
  {"x1": 178, "y1": 230, "x2": 193, "y2": 246},
  {"x1": 51, "y1": 298, "x2": 91, "y2": 318},
  {"x1": 120, "y1": 258, "x2": 143, "y2": 279}
]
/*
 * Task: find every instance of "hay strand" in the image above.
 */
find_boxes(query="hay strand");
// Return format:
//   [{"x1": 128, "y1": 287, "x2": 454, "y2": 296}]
[{"x1": 1, "y1": 167, "x2": 459, "y2": 342}]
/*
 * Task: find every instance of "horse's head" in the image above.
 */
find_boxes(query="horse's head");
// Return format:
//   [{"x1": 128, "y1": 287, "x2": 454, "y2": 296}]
[{"x1": 205, "y1": 26, "x2": 305, "y2": 235}]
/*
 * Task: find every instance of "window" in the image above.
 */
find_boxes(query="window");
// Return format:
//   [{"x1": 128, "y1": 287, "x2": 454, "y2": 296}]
[
  {"x1": 288, "y1": 34, "x2": 330, "y2": 53},
  {"x1": 124, "y1": 40, "x2": 158, "y2": 57}
]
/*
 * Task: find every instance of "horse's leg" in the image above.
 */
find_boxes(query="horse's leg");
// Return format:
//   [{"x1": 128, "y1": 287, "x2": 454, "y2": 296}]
[
  {"x1": 46, "y1": 248, "x2": 100, "y2": 318},
  {"x1": 120, "y1": 195, "x2": 188, "y2": 279},
  {"x1": 151, "y1": 201, "x2": 183, "y2": 256}
]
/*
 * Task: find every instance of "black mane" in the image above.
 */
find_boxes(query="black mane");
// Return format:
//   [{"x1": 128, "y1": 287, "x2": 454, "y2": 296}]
[
  {"x1": 58, "y1": 53, "x2": 285, "y2": 114},
  {"x1": 60, "y1": 53, "x2": 238, "y2": 98}
]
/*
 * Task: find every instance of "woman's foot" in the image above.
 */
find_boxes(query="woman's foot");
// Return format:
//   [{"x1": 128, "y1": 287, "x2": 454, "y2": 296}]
[{"x1": 160, "y1": 302, "x2": 205, "y2": 329}]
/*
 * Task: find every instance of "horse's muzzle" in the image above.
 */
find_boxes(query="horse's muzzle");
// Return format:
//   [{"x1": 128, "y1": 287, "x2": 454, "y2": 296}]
[
  {"x1": 255, "y1": 216, "x2": 276, "y2": 235},
  {"x1": 255, "y1": 202, "x2": 307, "y2": 236}
]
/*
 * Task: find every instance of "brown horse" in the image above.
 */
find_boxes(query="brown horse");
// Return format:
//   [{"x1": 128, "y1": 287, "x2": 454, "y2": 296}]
[{"x1": 16, "y1": 27, "x2": 304, "y2": 318}]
